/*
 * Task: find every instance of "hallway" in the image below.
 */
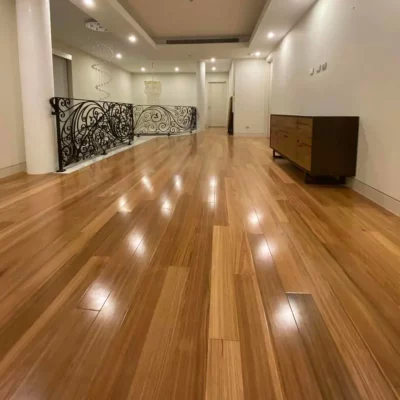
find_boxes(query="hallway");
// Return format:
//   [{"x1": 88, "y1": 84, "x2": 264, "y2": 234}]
[{"x1": 0, "y1": 129, "x2": 399, "y2": 399}]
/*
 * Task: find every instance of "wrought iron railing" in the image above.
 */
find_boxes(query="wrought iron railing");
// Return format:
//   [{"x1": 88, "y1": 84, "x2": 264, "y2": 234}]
[
  {"x1": 133, "y1": 105, "x2": 197, "y2": 136},
  {"x1": 50, "y1": 99, "x2": 197, "y2": 171},
  {"x1": 50, "y1": 97, "x2": 134, "y2": 171}
]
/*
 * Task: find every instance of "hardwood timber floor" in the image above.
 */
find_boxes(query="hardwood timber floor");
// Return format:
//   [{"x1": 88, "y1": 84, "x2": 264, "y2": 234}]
[{"x1": 0, "y1": 128, "x2": 400, "y2": 399}]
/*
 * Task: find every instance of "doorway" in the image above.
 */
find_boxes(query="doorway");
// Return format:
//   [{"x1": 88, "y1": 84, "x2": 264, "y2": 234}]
[
  {"x1": 208, "y1": 82, "x2": 227, "y2": 127},
  {"x1": 52, "y1": 55, "x2": 71, "y2": 98}
]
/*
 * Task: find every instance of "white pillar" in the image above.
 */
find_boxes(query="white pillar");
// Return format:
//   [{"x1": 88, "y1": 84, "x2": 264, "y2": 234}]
[
  {"x1": 196, "y1": 61, "x2": 208, "y2": 132},
  {"x1": 16, "y1": 0, "x2": 56, "y2": 174}
]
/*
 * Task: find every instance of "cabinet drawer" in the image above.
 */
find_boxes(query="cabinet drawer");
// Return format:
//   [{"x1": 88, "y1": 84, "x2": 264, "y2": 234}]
[
  {"x1": 271, "y1": 116, "x2": 285, "y2": 129},
  {"x1": 271, "y1": 129, "x2": 295, "y2": 159},
  {"x1": 282, "y1": 117, "x2": 297, "y2": 132},
  {"x1": 270, "y1": 129, "x2": 280, "y2": 149},
  {"x1": 270, "y1": 129, "x2": 285, "y2": 152},
  {"x1": 297, "y1": 117, "x2": 313, "y2": 128},
  {"x1": 297, "y1": 118, "x2": 313, "y2": 146},
  {"x1": 296, "y1": 143, "x2": 312, "y2": 171},
  {"x1": 271, "y1": 116, "x2": 297, "y2": 131},
  {"x1": 297, "y1": 126, "x2": 313, "y2": 146}
]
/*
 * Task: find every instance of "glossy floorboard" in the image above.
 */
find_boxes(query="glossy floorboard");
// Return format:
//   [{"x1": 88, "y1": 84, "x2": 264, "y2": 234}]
[{"x1": 0, "y1": 129, "x2": 399, "y2": 399}]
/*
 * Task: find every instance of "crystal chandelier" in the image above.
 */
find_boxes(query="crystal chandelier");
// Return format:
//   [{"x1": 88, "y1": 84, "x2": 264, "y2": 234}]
[{"x1": 144, "y1": 63, "x2": 162, "y2": 105}]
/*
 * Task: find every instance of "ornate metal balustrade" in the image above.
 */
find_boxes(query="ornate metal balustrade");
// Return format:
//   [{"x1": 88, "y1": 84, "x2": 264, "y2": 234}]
[
  {"x1": 50, "y1": 97, "x2": 134, "y2": 171},
  {"x1": 133, "y1": 105, "x2": 196, "y2": 136}
]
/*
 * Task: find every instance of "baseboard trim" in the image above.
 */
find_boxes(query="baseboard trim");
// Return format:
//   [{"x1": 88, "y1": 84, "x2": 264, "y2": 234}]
[
  {"x1": 234, "y1": 133, "x2": 268, "y2": 137},
  {"x1": 0, "y1": 163, "x2": 26, "y2": 179},
  {"x1": 347, "y1": 178, "x2": 400, "y2": 217}
]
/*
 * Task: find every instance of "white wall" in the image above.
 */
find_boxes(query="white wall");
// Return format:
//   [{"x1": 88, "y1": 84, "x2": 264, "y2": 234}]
[
  {"x1": 52, "y1": 40, "x2": 133, "y2": 103},
  {"x1": 131, "y1": 73, "x2": 196, "y2": 106},
  {"x1": 270, "y1": 0, "x2": 400, "y2": 203},
  {"x1": 265, "y1": 60, "x2": 272, "y2": 138},
  {"x1": 234, "y1": 59, "x2": 269, "y2": 136},
  {"x1": 0, "y1": 0, "x2": 25, "y2": 177},
  {"x1": 207, "y1": 72, "x2": 229, "y2": 84}
]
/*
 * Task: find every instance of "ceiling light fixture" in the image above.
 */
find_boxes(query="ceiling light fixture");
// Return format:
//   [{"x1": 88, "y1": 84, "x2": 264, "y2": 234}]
[
  {"x1": 83, "y1": 0, "x2": 94, "y2": 7},
  {"x1": 254, "y1": 51, "x2": 261, "y2": 57},
  {"x1": 128, "y1": 35, "x2": 137, "y2": 43},
  {"x1": 141, "y1": 67, "x2": 146, "y2": 72},
  {"x1": 212, "y1": 66, "x2": 216, "y2": 71},
  {"x1": 85, "y1": 19, "x2": 107, "y2": 32},
  {"x1": 116, "y1": 53, "x2": 122, "y2": 59},
  {"x1": 175, "y1": 67, "x2": 180, "y2": 72},
  {"x1": 211, "y1": 57, "x2": 216, "y2": 63},
  {"x1": 268, "y1": 32, "x2": 275, "y2": 39}
]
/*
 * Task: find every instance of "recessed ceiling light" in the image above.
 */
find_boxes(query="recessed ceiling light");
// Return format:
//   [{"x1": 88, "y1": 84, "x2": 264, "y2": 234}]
[
  {"x1": 211, "y1": 58, "x2": 216, "y2": 63},
  {"x1": 116, "y1": 53, "x2": 122, "y2": 59},
  {"x1": 83, "y1": 0, "x2": 94, "y2": 7},
  {"x1": 268, "y1": 32, "x2": 275, "y2": 39},
  {"x1": 141, "y1": 67, "x2": 146, "y2": 72},
  {"x1": 255, "y1": 51, "x2": 261, "y2": 57},
  {"x1": 128, "y1": 35, "x2": 137, "y2": 43},
  {"x1": 175, "y1": 67, "x2": 180, "y2": 72},
  {"x1": 212, "y1": 66, "x2": 216, "y2": 71}
]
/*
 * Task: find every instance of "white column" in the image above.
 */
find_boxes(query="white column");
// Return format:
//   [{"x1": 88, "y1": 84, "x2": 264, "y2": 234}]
[
  {"x1": 16, "y1": 0, "x2": 56, "y2": 174},
  {"x1": 196, "y1": 61, "x2": 208, "y2": 132}
]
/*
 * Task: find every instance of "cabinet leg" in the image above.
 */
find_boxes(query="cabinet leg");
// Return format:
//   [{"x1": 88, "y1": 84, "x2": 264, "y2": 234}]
[{"x1": 273, "y1": 150, "x2": 283, "y2": 159}]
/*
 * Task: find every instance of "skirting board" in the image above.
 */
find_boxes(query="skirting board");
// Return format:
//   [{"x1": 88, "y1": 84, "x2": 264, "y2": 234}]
[
  {"x1": 347, "y1": 177, "x2": 400, "y2": 217},
  {"x1": 234, "y1": 133, "x2": 268, "y2": 137},
  {"x1": 0, "y1": 163, "x2": 26, "y2": 179}
]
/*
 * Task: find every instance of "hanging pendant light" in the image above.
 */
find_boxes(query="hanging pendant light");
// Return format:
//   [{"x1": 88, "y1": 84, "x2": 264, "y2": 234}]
[{"x1": 144, "y1": 62, "x2": 162, "y2": 105}]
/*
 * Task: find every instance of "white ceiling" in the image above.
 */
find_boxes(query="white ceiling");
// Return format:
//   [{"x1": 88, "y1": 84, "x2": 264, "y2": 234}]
[
  {"x1": 50, "y1": 0, "x2": 317, "y2": 73},
  {"x1": 118, "y1": 0, "x2": 267, "y2": 39}
]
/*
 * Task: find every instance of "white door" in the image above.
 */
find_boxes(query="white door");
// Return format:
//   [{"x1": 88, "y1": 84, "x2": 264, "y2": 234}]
[
  {"x1": 208, "y1": 82, "x2": 227, "y2": 127},
  {"x1": 52, "y1": 55, "x2": 70, "y2": 98}
]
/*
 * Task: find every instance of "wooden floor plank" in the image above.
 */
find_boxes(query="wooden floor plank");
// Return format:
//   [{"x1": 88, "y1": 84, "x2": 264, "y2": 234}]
[
  {"x1": 209, "y1": 226, "x2": 239, "y2": 341},
  {"x1": 0, "y1": 129, "x2": 399, "y2": 399},
  {"x1": 84, "y1": 268, "x2": 168, "y2": 400},
  {"x1": 51, "y1": 205, "x2": 173, "y2": 400},
  {"x1": 152, "y1": 203, "x2": 214, "y2": 400},
  {"x1": 283, "y1": 208, "x2": 399, "y2": 399},
  {"x1": 127, "y1": 266, "x2": 188, "y2": 399},
  {"x1": 206, "y1": 339, "x2": 244, "y2": 400},
  {"x1": 0, "y1": 256, "x2": 106, "y2": 399},
  {"x1": 235, "y1": 273, "x2": 284, "y2": 400},
  {"x1": 247, "y1": 233, "x2": 324, "y2": 399},
  {"x1": 9, "y1": 309, "x2": 97, "y2": 400},
  {"x1": 288, "y1": 293, "x2": 362, "y2": 399}
]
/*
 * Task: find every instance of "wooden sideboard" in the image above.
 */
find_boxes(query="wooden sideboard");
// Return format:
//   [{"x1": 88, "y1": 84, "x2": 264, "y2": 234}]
[{"x1": 270, "y1": 114, "x2": 359, "y2": 183}]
